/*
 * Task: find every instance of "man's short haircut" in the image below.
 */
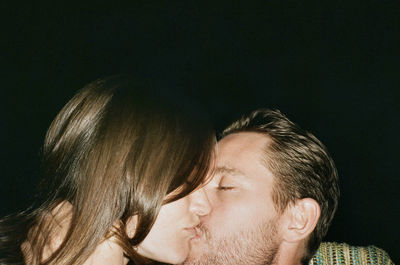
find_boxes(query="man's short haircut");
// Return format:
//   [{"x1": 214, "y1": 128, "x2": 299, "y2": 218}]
[{"x1": 222, "y1": 109, "x2": 340, "y2": 264}]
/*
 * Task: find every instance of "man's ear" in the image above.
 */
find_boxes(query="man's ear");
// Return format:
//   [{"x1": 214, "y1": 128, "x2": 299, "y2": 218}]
[{"x1": 280, "y1": 198, "x2": 320, "y2": 243}]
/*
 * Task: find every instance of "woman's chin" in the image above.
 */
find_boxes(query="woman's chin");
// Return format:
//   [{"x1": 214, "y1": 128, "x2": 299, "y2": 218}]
[
  {"x1": 156, "y1": 249, "x2": 189, "y2": 265},
  {"x1": 138, "y1": 245, "x2": 189, "y2": 265}
]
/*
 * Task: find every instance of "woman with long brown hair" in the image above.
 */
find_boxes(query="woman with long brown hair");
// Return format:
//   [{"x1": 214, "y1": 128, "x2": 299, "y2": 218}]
[{"x1": 0, "y1": 76, "x2": 215, "y2": 265}]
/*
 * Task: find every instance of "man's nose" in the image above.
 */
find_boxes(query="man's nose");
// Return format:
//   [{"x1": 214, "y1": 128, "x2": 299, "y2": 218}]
[{"x1": 189, "y1": 187, "x2": 212, "y2": 216}]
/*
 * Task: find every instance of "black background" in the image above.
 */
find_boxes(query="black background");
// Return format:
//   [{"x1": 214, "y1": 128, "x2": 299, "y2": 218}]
[{"x1": 1, "y1": 1, "x2": 399, "y2": 262}]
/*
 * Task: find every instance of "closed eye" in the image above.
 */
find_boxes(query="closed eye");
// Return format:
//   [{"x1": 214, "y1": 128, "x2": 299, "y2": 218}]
[{"x1": 217, "y1": 186, "x2": 235, "y2": 191}]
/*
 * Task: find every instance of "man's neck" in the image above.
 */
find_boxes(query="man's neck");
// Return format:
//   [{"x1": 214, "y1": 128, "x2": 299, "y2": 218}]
[{"x1": 272, "y1": 241, "x2": 304, "y2": 265}]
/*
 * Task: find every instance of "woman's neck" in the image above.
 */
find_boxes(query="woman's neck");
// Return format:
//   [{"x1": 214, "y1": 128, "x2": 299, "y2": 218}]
[{"x1": 83, "y1": 238, "x2": 129, "y2": 265}]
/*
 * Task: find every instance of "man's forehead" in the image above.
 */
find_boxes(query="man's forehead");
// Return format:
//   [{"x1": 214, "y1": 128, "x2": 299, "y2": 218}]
[
  {"x1": 217, "y1": 132, "x2": 271, "y2": 161},
  {"x1": 214, "y1": 132, "x2": 274, "y2": 183}
]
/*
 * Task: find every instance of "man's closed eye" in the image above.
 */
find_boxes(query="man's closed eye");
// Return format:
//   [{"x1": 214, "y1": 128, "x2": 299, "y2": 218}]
[{"x1": 217, "y1": 186, "x2": 235, "y2": 191}]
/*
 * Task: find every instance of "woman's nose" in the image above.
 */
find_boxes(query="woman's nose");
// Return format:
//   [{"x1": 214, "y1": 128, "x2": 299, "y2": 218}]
[{"x1": 189, "y1": 187, "x2": 212, "y2": 216}]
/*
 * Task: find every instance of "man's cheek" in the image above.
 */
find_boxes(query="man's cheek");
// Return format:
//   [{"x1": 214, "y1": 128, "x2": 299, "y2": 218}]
[{"x1": 215, "y1": 204, "x2": 249, "y2": 223}]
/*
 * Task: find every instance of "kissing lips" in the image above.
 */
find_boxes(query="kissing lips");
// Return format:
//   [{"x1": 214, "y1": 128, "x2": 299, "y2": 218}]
[{"x1": 188, "y1": 225, "x2": 204, "y2": 242}]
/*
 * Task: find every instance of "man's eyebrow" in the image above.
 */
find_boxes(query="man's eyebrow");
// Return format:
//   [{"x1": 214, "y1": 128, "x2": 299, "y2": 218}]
[{"x1": 214, "y1": 166, "x2": 245, "y2": 176}]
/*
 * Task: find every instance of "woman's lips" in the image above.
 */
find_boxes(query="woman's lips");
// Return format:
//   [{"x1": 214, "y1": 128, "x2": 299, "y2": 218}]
[{"x1": 186, "y1": 226, "x2": 202, "y2": 241}]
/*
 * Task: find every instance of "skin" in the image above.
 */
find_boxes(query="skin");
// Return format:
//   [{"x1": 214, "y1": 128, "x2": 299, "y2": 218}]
[
  {"x1": 184, "y1": 132, "x2": 284, "y2": 265},
  {"x1": 88, "y1": 186, "x2": 212, "y2": 265},
  {"x1": 32, "y1": 187, "x2": 212, "y2": 265},
  {"x1": 136, "y1": 187, "x2": 212, "y2": 264}
]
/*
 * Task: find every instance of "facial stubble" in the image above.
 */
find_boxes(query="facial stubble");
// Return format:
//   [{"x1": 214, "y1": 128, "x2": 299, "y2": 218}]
[{"x1": 183, "y1": 218, "x2": 280, "y2": 265}]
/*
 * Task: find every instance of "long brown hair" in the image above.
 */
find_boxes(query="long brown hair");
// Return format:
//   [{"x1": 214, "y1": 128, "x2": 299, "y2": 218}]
[{"x1": 0, "y1": 76, "x2": 215, "y2": 265}]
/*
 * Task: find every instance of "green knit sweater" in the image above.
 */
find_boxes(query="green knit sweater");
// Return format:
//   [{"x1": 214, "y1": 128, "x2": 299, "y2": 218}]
[{"x1": 310, "y1": 242, "x2": 394, "y2": 265}]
